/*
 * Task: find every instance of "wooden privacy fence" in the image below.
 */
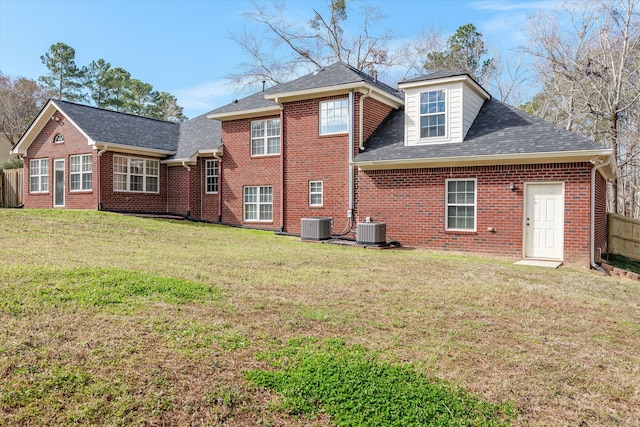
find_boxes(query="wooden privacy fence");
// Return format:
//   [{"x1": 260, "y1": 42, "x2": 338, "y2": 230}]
[
  {"x1": 0, "y1": 168, "x2": 23, "y2": 208},
  {"x1": 608, "y1": 213, "x2": 640, "y2": 261}
]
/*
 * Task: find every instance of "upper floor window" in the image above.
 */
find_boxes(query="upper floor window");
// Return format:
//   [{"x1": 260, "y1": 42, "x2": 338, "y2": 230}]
[
  {"x1": 320, "y1": 99, "x2": 348, "y2": 135},
  {"x1": 205, "y1": 160, "x2": 218, "y2": 193},
  {"x1": 113, "y1": 155, "x2": 159, "y2": 193},
  {"x1": 446, "y1": 178, "x2": 476, "y2": 231},
  {"x1": 53, "y1": 133, "x2": 64, "y2": 143},
  {"x1": 251, "y1": 119, "x2": 280, "y2": 156},
  {"x1": 70, "y1": 154, "x2": 92, "y2": 191},
  {"x1": 29, "y1": 158, "x2": 49, "y2": 193},
  {"x1": 420, "y1": 90, "x2": 446, "y2": 138}
]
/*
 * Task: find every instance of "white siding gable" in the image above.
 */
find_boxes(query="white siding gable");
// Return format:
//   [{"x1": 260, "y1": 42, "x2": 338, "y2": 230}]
[{"x1": 400, "y1": 75, "x2": 490, "y2": 146}]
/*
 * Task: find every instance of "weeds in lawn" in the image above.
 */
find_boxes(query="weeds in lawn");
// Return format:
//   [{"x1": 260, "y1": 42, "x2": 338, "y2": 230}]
[{"x1": 247, "y1": 337, "x2": 515, "y2": 426}]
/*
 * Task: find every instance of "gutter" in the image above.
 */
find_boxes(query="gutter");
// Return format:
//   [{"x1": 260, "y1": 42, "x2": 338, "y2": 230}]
[
  {"x1": 359, "y1": 88, "x2": 372, "y2": 151},
  {"x1": 348, "y1": 90, "x2": 355, "y2": 219},
  {"x1": 590, "y1": 155, "x2": 613, "y2": 270}
]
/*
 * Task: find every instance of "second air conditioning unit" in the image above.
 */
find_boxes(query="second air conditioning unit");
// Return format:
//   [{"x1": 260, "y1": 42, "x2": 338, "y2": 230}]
[{"x1": 356, "y1": 222, "x2": 386, "y2": 245}]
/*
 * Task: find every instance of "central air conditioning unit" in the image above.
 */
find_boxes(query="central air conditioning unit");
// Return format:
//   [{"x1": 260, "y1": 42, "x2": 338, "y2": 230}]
[
  {"x1": 301, "y1": 217, "x2": 332, "y2": 240},
  {"x1": 356, "y1": 222, "x2": 386, "y2": 245}
]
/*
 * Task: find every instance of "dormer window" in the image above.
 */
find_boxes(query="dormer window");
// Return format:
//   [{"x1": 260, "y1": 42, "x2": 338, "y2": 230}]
[
  {"x1": 53, "y1": 133, "x2": 64, "y2": 143},
  {"x1": 420, "y1": 90, "x2": 446, "y2": 138}
]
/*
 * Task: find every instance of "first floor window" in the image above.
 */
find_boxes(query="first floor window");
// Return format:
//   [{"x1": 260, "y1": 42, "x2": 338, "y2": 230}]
[
  {"x1": 446, "y1": 178, "x2": 476, "y2": 231},
  {"x1": 29, "y1": 158, "x2": 49, "y2": 193},
  {"x1": 206, "y1": 160, "x2": 218, "y2": 193},
  {"x1": 70, "y1": 154, "x2": 92, "y2": 191},
  {"x1": 244, "y1": 186, "x2": 273, "y2": 221},
  {"x1": 309, "y1": 181, "x2": 323, "y2": 206},
  {"x1": 113, "y1": 155, "x2": 159, "y2": 193},
  {"x1": 320, "y1": 99, "x2": 348, "y2": 135},
  {"x1": 251, "y1": 119, "x2": 280, "y2": 156}
]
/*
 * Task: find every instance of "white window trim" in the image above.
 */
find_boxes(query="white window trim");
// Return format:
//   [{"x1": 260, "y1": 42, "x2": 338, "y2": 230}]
[
  {"x1": 445, "y1": 178, "x2": 477, "y2": 232},
  {"x1": 319, "y1": 98, "x2": 349, "y2": 135},
  {"x1": 309, "y1": 180, "x2": 323, "y2": 207},
  {"x1": 29, "y1": 158, "x2": 49, "y2": 193},
  {"x1": 251, "y1": 119, "x2": 281, "y2": 156},
  {"x1": 244, "y1": 185, "x2": 273, "y2": 222},
  {"x1": 70, "y1": 154, "x2": 92, "y2": 192},
  {"x1": 113, "y1": 155, "x2": 160, "y2": 193},
  {"x1": 418, "y1": 89, "x2": 447, "y2": 142},
  {"x1": 205, "y1": 159, "x2": 218, "y2": 194}
]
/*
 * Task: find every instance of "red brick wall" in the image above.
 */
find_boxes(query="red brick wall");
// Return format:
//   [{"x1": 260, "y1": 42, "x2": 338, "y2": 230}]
[
  {"x1": 220, "y1": 116, "x2": 281, "y2": 229},
  {"x1": 357, "y1": 162, "x2": 595, "y2": 265},
  {"x1": 167, "y1": 166, "x2": 188, "y2": 216},
  {"x1": 23, "y1": 111, "x2": 98, "y2": 209},
  {"x1": 282, "y1": 94, "x2": 395, "y2": 234},
  {"x1": 99, "y1": 151, "x2": 168, "y2": 213},
  {"x1": 183, "y1": 157, "x2": 220, "y2": 222}
]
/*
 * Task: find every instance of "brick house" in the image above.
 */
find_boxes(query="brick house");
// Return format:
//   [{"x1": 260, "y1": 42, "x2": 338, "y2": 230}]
[{"x1": 13, "y1": 62, "x2": 615, "y2": 266}]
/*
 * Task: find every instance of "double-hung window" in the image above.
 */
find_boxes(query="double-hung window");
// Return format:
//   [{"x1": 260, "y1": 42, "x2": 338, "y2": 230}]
[
  {"x1": 205, "y1": 160, "x2": 218, "y2": 193},
  {"x1": 113, "y1": 155, "x2": 159, "y2": 193},
  {"x1": 420, "y1": 90, "x2": 446, "y2": 138},
  {"x1": 320, "y1": 99, "x2": 348, "y2": 135},
  {"x1": 446, "y1": 178, "x2": 476, "y2": 231},
  {"x1": 29, "y1": 158, "x2": 49, "y2": 193},
  {"x1": 309, "y1": 181, "x2": 323, "y2": 206},
  {"x1": 244, "y1": 186, "x2": 273, "y2": 221},
  {"x1": 251, "y1": 119, "x2": 280, "y2": 156},
  {"x1": 70, "y1": 154, "x2": 92, "y2": 191}
]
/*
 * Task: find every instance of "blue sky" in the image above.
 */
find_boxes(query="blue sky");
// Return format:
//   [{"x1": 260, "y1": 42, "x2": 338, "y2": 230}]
[{"x1": 0, "y1": 0, "x2": 563, "y2": 119}]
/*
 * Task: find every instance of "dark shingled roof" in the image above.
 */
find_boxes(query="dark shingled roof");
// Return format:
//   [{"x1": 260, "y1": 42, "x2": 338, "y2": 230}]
[
  {"x1": 54, "y1": 100, "x2": 221, "y2": 158},
  {"x1": 55, "y1": 100, "x2": 179, "y2": 152},
  {"x1": 355, "y1": 99, "x2": 604, "y2": 163},
  {"x1": 210, "y1": 62, "x2": 403, "y2": 115},
  {"x1": 171, "y1": 112, "x2": 222, "y2": 160}
]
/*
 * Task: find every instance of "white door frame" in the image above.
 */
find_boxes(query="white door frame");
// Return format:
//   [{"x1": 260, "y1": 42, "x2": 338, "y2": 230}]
[
  {"x1": 53, "y1": 158, "x2": 65, "y2": 207},
  {"x1": 523, "y1": 182, "x2": 564, "y2": 260}
]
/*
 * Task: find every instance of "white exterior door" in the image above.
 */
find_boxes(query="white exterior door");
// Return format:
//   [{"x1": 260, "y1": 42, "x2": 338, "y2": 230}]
[
  {"x1": 524, "y1": 183, "x2": 564, "y2": 260},
  {"x1": 54, "y1": 158, "x2": 65, "y2": 207}
]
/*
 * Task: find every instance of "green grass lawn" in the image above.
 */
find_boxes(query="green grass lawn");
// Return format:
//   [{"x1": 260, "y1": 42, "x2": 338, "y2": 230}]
[{"x1": 0, "y1": 209, "x2": 638, "y2": 426}]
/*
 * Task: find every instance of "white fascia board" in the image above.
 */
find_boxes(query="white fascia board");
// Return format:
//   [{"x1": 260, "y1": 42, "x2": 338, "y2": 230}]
[
  {"x1": 354, "y1": 149, "x2": 614, "y2": 171},
  {"x1": 94, "y1": 141, "x2": 176, "y2": 157},
  {"x1": 207, "y1": 106, "x2": 281, "y2": 121},
  {"x1": 162, "y1": 147, "x2": 223, "y2": 166},
  {"x1": 265, "y1": 82, "x2": 404, "y2": 108},
  {"x1": 399, "y1": 75, "x2": 490, "y2": 100}
]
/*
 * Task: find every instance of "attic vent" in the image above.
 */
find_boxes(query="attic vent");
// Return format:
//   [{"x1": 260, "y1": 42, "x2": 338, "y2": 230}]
[
  {"x1": 301, "y1": 217, "x2": 332, "y2": 240},
  {"x1": 356, "y1": 222, "x2": 386, "y2": 245}
]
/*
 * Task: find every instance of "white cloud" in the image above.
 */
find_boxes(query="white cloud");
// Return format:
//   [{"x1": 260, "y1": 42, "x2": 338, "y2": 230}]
[{"x1": 174, "y1": 80, "x2": 235, "y2": 112}]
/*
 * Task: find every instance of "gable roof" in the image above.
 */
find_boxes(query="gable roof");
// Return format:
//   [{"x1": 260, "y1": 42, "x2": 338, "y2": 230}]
[
  {"x1": 209, "y1": 62, "x2": 403, "y2": 120},
  {"x1": 54, "y1": 100, "x2": 180, "y2": 152},
  {"x1": 401, "y1": 70, "x2": 468, "y2": 84},
  {"x1": 354, "y1": 98, "x2": 613, "y2": 175},
  {"x1": 13, "y1": 99, "x2": 222, "y2": 161}
]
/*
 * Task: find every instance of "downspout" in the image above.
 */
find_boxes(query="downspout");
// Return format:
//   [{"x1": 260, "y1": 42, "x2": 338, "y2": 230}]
[
  {"x1": 359, "y1": 88, "x2": 372, "y2": 151},
  {"x1": 275, "y1": 97, "x2": 285, "y2": 233},
  {"x1": 182, "y1": 161, "x2": 191, "y2": 218},
  {"x1": 214, "y1": 151, "x2": 223, "y2": 223},
  {"x1": 591, "y1": 155, "x2": 612, "y2": 270},
  {"x1": 348, "y1": 90, "x2": 355, "y2": 221},
  {"x1": 96, "y1": 145, "x2": 108, "y2": 210}
]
